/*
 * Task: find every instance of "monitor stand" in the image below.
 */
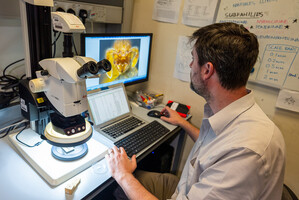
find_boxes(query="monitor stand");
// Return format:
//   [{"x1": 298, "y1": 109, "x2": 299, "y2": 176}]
[{"x1": 9, "y1": 128, "x2": 108, "y2": 186}]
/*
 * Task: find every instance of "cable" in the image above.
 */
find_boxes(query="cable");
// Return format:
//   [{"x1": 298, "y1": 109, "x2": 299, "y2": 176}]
[
  {"x1": 0, "y1": 75, "x2": 17, "y2": 83},
  {"x1": 52, "y1": 31, "x2": 62, "y2": 58},
  {"x1": 0, "y1": 59, "x2": 25, "y2": 108},
  {"x1": 0, "y1": 126, "x2": 13, "y2": 139},
  {"x1": 53, "y1": 38, "x2": 56, "y2": 58},
  {"x1": 20, "y1": 74, "x2": 26, "y2": 80},
  {"x1": 15, "y1": 125, "x2": 44, "y2": 147},
  {"x1": 0, "y1": 119, "x2": 29, "y2": 139},
  {"x1": 72, "y1": 35, "x2": 78, "y2": 55},
  {"x1": 2, "y1": 58, "x2": 24, "y2": 79},
  {"x1": 52, "y1": 31, "x2": 62, "y2": 45}
]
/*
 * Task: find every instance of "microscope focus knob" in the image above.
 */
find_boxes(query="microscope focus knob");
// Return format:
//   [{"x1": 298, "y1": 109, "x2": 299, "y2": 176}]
[
  {"x1": 29, "y1": 78, "x2": 48, "y2": 93},
  {"x1": 40, "y1": 70, "x2": 49, "y2": 76}
]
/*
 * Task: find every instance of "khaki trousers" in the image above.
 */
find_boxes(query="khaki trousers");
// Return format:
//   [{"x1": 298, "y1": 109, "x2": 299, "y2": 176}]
[
  {"x1": 134, "y1": 170, "x2": 179, "y2": 200},
  {"x1": 114, "y1": 170, "x2": 179, "y2": 200}
]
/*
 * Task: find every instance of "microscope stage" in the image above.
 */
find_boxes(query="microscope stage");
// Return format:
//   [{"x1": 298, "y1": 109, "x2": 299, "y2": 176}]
[{"x1": 9, "y1": 128, "x2": 108, "y2": 186}]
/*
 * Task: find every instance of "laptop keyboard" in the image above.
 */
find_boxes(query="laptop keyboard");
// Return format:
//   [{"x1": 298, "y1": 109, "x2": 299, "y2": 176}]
[
  {"x1": 114, "y1": 120, "x2": 170, "y2": 157},
  {"x1": 101, "y1": 116, "x2": 145, "y2": 139}
]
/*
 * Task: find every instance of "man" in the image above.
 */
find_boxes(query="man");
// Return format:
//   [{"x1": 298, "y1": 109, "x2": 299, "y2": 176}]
[{"x1": 105, "y1": 22, "x2": 285, "y2": 200}]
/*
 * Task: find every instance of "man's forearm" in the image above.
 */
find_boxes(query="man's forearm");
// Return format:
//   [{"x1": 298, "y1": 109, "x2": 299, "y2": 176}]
[
  {"x1": 178, "y1": 120, "x2": 200, "y2": 142},
  {"x1": 116, "y1": 173, "x2": 158, "y2": 200}
]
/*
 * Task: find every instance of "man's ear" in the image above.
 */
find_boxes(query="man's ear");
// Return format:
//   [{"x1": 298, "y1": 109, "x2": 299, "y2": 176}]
[{"x1": 201, "y1": 62, "x2": 214, "y2": 80}]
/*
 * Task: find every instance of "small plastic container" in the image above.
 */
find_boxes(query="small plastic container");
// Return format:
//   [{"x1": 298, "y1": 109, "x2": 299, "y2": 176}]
[{"x1": 134, "y1": 90, "x2": 163, "y2": 109}]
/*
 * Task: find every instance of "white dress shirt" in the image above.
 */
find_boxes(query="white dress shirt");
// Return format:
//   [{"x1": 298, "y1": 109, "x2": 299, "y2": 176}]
[{"x1": 171, "y1": 91, "x2": 285, "y2": 200}]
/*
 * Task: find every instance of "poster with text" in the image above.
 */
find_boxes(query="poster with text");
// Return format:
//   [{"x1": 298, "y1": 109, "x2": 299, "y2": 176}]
[{"x1": 216, "y1": 0, "x2": 299, "y2": 91}]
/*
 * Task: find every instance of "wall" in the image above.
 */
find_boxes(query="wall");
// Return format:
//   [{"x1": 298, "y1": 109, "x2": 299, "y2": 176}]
[
  {"x1": 0, "y1": 12, "x2": 25, "y2": 79},
  {"x1": 1, "y1": 0, "x2": 298, "y2": 196},
  {"x1": 128, "y1": 0, "x2": 299, "y2": 196}
]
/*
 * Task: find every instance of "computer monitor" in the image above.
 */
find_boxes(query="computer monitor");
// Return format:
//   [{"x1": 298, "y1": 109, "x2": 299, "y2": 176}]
[{"x1": 81, "y1": 33, "x2": 153, "y2": 91}]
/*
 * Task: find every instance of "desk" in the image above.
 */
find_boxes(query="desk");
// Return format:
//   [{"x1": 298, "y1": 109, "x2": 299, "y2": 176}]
[{"x1": 0, "y1": 104, "x2": 187, "y2": 200}]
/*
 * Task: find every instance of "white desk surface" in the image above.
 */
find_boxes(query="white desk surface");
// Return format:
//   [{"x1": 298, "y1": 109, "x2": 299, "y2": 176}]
[{"x1": 0, "y1": 103, "x2": 179, "y2": 200}]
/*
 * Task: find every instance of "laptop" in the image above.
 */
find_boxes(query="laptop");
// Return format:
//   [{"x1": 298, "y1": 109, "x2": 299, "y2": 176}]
[{"x1": 87, "y1": 83, "x2": 148, "y2": 143}]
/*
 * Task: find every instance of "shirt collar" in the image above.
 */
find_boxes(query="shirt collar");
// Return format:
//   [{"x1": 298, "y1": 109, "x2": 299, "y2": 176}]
[{"x1": 204, "y1": 90, "x2": 255, "y2": 136}]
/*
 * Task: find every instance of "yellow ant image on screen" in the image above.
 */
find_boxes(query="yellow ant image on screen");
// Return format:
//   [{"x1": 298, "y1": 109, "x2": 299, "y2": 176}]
[{"x1": 99, "y1": 39, "x2": 140, "y2": 84}]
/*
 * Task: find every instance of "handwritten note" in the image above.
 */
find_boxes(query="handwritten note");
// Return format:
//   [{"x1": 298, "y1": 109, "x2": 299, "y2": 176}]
[
  {"x1": 256, "y1": 44, "x2": 299, "y2": 87},
  {"x1": 276, "y1": 89, "x2": 299, "y2": 113},
  {"x1": 152, "y1": 0, "x2": 182, "y2": 24},
  {"x1": 182, "y1": 0, "x2": 219, "y2": 27},
  {"x1": 216, "y1": 0, "x2": 299, "y2": 91}
]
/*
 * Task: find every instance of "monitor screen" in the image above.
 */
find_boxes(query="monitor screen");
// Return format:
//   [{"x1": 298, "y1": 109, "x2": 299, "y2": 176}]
[{"x1": 81, "y1": 33, "x2": 153, "y2": 91}]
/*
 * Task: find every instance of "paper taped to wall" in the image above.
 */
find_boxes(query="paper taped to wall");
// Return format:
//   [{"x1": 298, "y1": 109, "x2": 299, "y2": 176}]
[
  {"x1": 276, "y1": 89, "x2": 299, "y2": 113},
  {"x1": 182, "y1": 0, "x2": 219, "y2": 27},
  {"x1": 173, "y1": 36, "x2": 193, "y2": 82},
  {"x1": 152, "y1": 0, "x2": 182, "y2": 24}
]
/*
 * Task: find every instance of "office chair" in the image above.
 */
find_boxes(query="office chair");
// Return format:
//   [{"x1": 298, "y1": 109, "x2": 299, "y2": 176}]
[{"x1": 282, "y1": 184, "x2": 298, "y2": 200}]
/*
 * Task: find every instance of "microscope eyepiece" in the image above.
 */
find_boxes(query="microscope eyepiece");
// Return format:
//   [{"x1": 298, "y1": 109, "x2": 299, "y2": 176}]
[
  {"x1": 77, "y1": 59, "x2": 111, "y2": 78},
  {"x1": 77, "y1": 61, "x2": 98, "y2": 78},
  {"x1": 97, "y1": 59, "x2": 111, "y2": 73}
]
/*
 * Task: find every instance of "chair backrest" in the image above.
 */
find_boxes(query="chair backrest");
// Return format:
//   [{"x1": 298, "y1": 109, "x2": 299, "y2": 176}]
[{"x1": 282, "y1": 184, "x2": 298, "y2": 200}]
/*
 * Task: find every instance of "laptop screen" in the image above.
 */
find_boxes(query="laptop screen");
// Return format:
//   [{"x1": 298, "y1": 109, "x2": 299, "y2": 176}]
[{"x1": 87, "y1": 85, "x2": 130, "y2": 126}]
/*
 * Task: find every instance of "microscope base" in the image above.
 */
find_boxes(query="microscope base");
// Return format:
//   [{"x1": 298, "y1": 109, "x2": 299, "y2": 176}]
[{"x1": 9, "y1": 128, "x2": 108, "y2": 186}]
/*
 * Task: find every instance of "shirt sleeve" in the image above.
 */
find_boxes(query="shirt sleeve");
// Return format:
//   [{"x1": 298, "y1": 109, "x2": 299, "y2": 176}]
[{"x1": 177, "y1": 148, "x2": 266, "y2": 200}]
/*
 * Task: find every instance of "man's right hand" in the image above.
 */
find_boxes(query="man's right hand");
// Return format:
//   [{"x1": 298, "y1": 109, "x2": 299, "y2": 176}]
[
  {"x1": 161, "y1": 106, "x2": 200, "y2": 142},
  {"x1": 160, "y1": 106, "x2": 184, "y2": 126}
]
